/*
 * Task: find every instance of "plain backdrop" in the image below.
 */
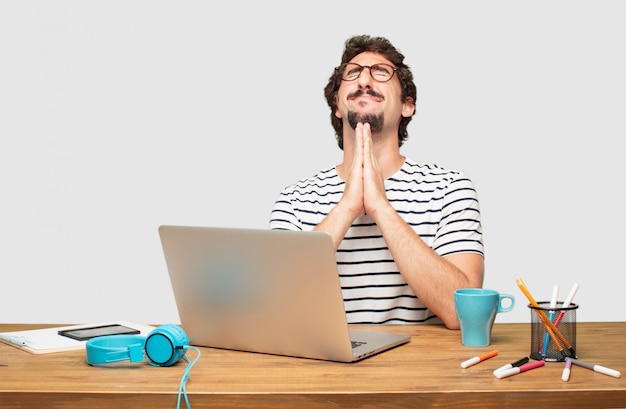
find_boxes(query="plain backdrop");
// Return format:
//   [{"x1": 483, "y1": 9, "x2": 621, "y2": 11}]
[{"x1": 1, "y1": 1, "x2": 624, "y2": 325}]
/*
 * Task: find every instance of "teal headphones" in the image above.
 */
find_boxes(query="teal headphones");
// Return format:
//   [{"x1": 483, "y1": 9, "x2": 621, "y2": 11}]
[
  {"x1": 86, "y1": 324, "x2": 189, "y2": 367},
  {"x1": 85, "y1": 324, "x2": 201, "y2": 409}
]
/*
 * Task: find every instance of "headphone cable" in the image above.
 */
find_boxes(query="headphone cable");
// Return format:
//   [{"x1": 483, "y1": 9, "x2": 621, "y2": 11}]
[{"x1": 176, "y1": 346, "x2": 201, "y2": 409}]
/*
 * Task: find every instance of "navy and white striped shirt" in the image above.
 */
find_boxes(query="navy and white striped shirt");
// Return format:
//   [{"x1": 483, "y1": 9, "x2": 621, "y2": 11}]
[{"x1": 269, "y1": 158, "x2": 484, "y2": 324}]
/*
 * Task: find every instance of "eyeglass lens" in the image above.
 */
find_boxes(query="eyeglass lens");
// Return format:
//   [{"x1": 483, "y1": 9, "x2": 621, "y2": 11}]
[{"x1": 341, "y1": 63, "x2": 395, "y2": 82}]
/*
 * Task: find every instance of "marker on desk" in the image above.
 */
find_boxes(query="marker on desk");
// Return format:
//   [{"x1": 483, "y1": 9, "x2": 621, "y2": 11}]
[
  {"x1": 494, "y1": 360, "x2": 545, "y2": 379},
  {"x1": 461, "y1": 350, "x2": 498, "y2": 369},
  {"x1": 554, "y1": 282, "x2": 579, "y2": 327},
  {"x1": 568, "y1": 358, "x2": 621, "y2": 378},
  {"x1": 493, "y1": 356, "x2": 529, "y2": 376},
  {"x1": 562, "y1": 358, "x2": 572, "y2": 382}
]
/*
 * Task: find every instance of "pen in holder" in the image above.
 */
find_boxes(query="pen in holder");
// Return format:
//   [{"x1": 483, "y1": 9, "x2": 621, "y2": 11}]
[{"x1": 529, "y1": 301, "x2": 578, "y2": 362}]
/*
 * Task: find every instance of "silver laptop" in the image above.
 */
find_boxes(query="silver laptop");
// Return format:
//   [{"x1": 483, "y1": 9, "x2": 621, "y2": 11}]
[{"x1": 158, "y1": 225, "x2": 410, "y2": 362}]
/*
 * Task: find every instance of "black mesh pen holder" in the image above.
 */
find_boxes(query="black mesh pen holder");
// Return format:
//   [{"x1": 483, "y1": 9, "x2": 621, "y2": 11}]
[{"x1": 528, "y1": 301, "x2": 578, "y2": 362}]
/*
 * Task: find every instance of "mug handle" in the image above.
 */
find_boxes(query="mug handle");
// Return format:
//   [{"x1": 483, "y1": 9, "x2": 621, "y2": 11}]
[{"x1": 497, "y1": 294, "x2": 515, "y2": 312}]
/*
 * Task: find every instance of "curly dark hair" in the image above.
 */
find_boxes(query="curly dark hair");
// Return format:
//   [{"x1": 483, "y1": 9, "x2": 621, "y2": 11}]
[{"x1": 323, "y1": 35, "x2": 417, "y2": 150}]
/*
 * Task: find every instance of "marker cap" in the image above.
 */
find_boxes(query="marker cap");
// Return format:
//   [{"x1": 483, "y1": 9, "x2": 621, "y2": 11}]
[
  {"x1": 494, "y1": 367, "x2": 519, "y2": 379},
  {"x1": 595, "y1": 365, "x2": 621, "y2": 378}
]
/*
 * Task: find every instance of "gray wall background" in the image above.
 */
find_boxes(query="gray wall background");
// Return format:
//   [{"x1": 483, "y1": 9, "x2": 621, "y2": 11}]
[{"x1": 2, "y1": 1, "x2": 624, "y2": 324}]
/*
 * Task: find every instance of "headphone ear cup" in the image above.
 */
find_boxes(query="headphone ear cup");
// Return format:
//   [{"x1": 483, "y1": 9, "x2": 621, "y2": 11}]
[{"x1": 144, "y1": 324, "x2": 189, "y2": 367}]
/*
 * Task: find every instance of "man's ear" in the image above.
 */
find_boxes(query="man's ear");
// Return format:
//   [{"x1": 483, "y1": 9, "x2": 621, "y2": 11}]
[
  {"x1": 402, "y1": 97, "x2": 416, "y2": 118},
  {"x1": 334, "y1": 95, "x2": 343, "y2": 119}
]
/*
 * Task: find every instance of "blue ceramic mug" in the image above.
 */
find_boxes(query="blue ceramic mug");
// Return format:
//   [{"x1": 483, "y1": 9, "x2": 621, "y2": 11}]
[{"x1": 454, "y1": 288, "x2": 515, "y2": 347}]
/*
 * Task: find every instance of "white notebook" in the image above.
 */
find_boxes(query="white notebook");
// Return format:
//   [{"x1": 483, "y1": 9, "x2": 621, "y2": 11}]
[{"x1": 0, "y1": 321, "x2": 155, "y2": 354}]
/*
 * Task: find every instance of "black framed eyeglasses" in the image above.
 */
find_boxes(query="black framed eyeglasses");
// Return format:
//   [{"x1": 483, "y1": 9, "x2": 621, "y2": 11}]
[{"x1": 337, "y1": 62, "x2": 398, "y2": 83}]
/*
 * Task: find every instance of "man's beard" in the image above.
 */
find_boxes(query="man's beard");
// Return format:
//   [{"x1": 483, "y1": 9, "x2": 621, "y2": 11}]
[{"x1": 347, "y1": 111, "x2": 384, "y2": 133}]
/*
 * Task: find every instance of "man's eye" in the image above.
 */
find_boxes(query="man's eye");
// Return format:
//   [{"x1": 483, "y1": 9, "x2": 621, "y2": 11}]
[
  {"x1": 346, "y1": 67, "x2": 361, "y2": 77},
  {"x1": 372, "y1": 65, "x2": 390, "y2": 75}
]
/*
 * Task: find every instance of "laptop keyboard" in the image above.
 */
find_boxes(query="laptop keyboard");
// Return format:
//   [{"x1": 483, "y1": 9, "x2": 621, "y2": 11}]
[{"x1": 351, "y1": 340, "x2": 367, "y2": 349}]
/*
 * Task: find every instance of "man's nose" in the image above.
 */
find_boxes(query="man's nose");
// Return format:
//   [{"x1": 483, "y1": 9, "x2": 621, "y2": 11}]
[{"x1": 357, "y1": 67, "x2": 374, "y2": 87}]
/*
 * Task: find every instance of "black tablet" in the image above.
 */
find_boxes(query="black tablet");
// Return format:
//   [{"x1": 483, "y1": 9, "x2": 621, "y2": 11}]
[{"x1": 58, "y1": 324, "x2": 140, "y2": 341}]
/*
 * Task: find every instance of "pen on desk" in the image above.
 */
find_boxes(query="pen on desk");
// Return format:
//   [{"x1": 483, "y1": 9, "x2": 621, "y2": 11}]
[
  {"x1": 562, "y1": 358, "x2": 572, "y2": 382},
  {"x1": 461, "y1": 350, "x2": 498, "y2": 369},
  {"x1": 568, "y1": 358, "x2": 621, "y2": 378},
  {"x1": 541, "y1": 284, "x2": 559, "y2": 356},
  {"x1": 553, "y1": 282, "x2": 579, "y2": 327},
  {"x1": 516, "y1": 276, "x2": 576, "y2": 358},
  {"x1": 494, "y1": 360, "x2": 545, "y2": 379},
  {"x1": 493, "y1": 356, "x2": 529, "y2": 375},
  {"x1": 2, "y1": 335, "x2": 30, "y2": 346}
]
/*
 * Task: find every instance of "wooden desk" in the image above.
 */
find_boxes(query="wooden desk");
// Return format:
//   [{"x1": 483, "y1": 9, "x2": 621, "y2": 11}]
[{"x1": 1, "y1": 322, "x2": 624, "y2": 408}]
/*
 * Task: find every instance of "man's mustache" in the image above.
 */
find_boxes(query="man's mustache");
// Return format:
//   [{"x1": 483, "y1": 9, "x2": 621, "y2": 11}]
[{"x1": 347, "y1": 89, "x2": 384, "y2": 100}]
